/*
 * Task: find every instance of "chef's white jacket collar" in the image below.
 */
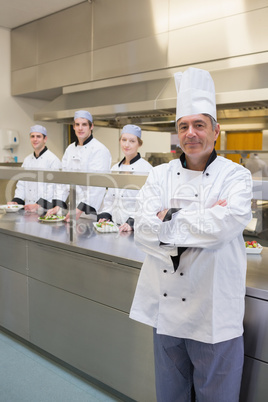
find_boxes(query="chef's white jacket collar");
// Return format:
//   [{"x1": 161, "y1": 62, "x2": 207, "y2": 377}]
[
  {"x1": 179, "y1": 149, "x2": 217, "y2": 172},
  {"x1": 33, "y1": 146, "x2": 48, "y2": 159},
  {"x1": 118, "y1": 152, "x2": 141, "y2": 167},
  {"x1": 75, "y1": 134, "x2": 93, "y2": 147}
]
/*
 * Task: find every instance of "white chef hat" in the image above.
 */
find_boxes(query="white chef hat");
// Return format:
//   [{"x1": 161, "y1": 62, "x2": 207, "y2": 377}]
[
  {"x1": 121, "y1": 124, "x2": 141, "y2": 138},
  {"x1": 30, "y1": 125, "x2": 47, "y2": 136},
  {"x1": 74, "y1": 110, "x2": 93, "y2": 123},
  {"x1": 174, "y1": 67, "x2": 217, "y2": 121}
]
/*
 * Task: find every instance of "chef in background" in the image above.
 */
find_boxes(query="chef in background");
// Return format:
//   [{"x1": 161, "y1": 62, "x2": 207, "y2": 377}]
[
  {"x1": 97, "y1": 124, "x2": 152, "y2": 232},
  {"x1": 245, "y1": 153, "x2": 268, "y2": 177},
  {"x1": 47, "y1": 110, "x2": 111, "y2": 221},
  {"x1": 8, "y1": 125, "x2": 61, "y2": 212},
  {"x1": 130, "y1": 67, "x2": 252, "y2": 402}
]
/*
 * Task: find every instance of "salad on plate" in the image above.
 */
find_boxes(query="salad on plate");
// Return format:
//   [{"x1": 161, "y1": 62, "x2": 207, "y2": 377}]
[
  {"x1": 93, "y1": 221, "x2": 119, "y2": 233},
  {"x1": 38, "y1": 215, "x2": 65, "y2": 222},
  {"x1": 0, "y1": 204, "x2": 24, "y2": 213}
]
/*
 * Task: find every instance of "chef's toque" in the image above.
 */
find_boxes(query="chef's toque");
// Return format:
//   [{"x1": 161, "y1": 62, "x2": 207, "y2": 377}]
[
  {"x1": 174, "y1": 67, "x2": 217, "y2": 121},
  {"x1": 74, "y1": 110, "x2": 93, "y2": 123},
  {"x1": 30, "y1": 125, "x2": 47, "y2": 136},
  {"x1": 121, "y1": 124, "x2": 142, "y2": 138}
]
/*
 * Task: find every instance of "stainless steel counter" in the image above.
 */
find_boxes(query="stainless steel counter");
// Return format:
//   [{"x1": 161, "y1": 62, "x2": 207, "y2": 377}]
[
  {"x1": 0, "y1": 211, "x2": 267, "y2": 402},
  {"x1": 0, "y1": 210, "x2": 145, "y2": 268},
  {"x1": 0, "y1": 210, "x2": 267, "y2": 299}
]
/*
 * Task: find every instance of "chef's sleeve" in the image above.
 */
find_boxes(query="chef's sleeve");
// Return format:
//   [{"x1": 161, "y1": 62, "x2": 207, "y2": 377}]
[{"x1": 158, "y1": 167, "x2": 252, "y2": 249}]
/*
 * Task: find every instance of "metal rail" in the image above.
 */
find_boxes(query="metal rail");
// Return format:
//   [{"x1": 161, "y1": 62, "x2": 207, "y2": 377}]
[{"x1": 0, "y1": 167, "x2": 148, "y2": 189}]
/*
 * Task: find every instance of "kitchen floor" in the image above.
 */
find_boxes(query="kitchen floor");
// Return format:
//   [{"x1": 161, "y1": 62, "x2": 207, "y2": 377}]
[{"x1": 0, "y1": 329, "x2": 123, "y2": 402}]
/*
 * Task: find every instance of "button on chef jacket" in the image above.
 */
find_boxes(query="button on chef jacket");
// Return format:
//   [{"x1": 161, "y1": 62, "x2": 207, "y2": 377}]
[
  {"x1": 12, "y1": 147, "x2": 61, "y2": 209},
  {"x1": 129, "y1": 154, "x2": 252, "y2": 344},
  {"x1": 54, "y1": 135, "x2": 111, "y2": 213},
  {"x1": 98, "y1": 153, "x2": 152, "y2": 227}
]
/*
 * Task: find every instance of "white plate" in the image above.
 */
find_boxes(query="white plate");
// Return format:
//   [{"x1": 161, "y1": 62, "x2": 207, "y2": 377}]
[
  {"x1": 38, "y1": 216, "x2": 66, "y2": 223},
  {"x1": 245, "y1": 243, "x2": 263, "y2": 254},
  {"x1": 93, "y1": 221, "x2": 119, "y2": 233},
  {"x1": 0, "y1": 204, "x2": 24, "y2": 213}
]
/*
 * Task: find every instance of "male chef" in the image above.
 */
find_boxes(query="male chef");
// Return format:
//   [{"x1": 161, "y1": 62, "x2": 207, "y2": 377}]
[
  {"x1": 8, "y1": 125, "x2": 61, "y2": 212},
  {"x1": 47, "y1": 110, "x2": 111, "y2": 221},
  {"x1": 130, "y1": 68, "x2": 252, "y2": 402}
]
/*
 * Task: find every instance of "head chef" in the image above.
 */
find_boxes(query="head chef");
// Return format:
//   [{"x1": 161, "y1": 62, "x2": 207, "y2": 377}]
[
  {"x1": 175, "y1": 67, "x2": 220, "y2": 171},
  {"x1": 129, "y1": 66, "x2": 252, "y2": 402}
]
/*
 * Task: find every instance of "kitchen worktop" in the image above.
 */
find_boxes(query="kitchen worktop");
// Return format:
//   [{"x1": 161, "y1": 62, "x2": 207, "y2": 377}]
[{"x1": 0, "y1": 209, "x2": 267, "y2": 300}]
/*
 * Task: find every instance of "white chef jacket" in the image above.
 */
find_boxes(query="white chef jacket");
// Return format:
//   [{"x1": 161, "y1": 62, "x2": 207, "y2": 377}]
[
  {"x1": 55, "y1": 136, "x2": 111, "y2": 212},
  {"x1": 129, "y1": 154, "x2": 252, "y2": 344},
  {"x1": 98, "y1": 154, "x2": 152, "y2": 226},
  {"x1": 13, "y1": 148, "x2": 61, "y2": 208},
  {"x1": 245, "y1": 154, "x2": 268, "y2": 177}
]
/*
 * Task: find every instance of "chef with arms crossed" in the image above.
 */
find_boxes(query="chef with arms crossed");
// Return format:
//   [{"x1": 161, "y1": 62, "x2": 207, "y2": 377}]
[
  {"x1": 97, "y1": 124, "x2": 152, "y2": 232},
  {"x1": 47, "y1": 110, "x2": 111, "y2": 221},
  {"x1": 8, "y1": 125, "x2": 61, "y2": 212},
  {"x1": 129, "y1": 67, "x2": 252, "y2": 402}
]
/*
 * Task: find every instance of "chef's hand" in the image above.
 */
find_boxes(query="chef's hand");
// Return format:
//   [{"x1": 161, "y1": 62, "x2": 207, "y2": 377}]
[
  {"x1": 7, "y1": 201, "x2": 17, "y2": 205},
  {"x1": 24, "y1": 203, "x2": 40, "y2": 212},
  {"x1": 157, "y1": 209, "x2": 169, "y2": 221},
  {"x1": 98, "y1": 218, "x2": 110, "y2": 223},
  {"x1": 46, "y1": 206, "x2": 60, "y2": 216},
  {"x1": 65, "y1": 208, "x2": 83, "y2": 222},
  {"x1": 212, "y1": 199, "x2": 227, "y2": 207},
  {"x1": 119, "y1": 222, "x2": 132, "y2": 233}
]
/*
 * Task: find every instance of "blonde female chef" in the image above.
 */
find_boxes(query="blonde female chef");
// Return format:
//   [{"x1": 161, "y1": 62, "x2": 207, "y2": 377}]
[{"x1": 97, "y1": 124, "x2": 152, "y2": 232}]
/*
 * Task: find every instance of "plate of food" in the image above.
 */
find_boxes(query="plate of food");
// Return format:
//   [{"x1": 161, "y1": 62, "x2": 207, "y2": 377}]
[
  {"x1": 38, "y1": 215, "x2": 66, "y2": 223},
  {"x1": 93, "y1": 221, "x2": 119, "y2": 233},
  {"x1": 0, "y1": 204, "x2": 24, "y2": 213},
  {"x1": 245, "y1": 240, "x2": 263, "y2": 254}
]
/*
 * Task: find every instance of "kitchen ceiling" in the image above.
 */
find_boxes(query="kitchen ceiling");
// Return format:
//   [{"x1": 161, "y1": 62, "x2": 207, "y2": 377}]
[
  {"x1": 4, "y1": 1, "x2": 268, "y2": 132},
  {"x1": 34, "y1": 64, "x2": 268, "y2": 132},
  {"x1": 0, "y1": 0, "x2": 87, "y2": 29}
]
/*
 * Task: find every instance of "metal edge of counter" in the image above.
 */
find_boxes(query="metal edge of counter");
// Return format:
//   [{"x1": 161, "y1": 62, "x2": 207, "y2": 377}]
[
  {"x1": 0, "y1": 219, "x2": 267, "y2": 300},
  {"x1": 0, "y1": 224, "x2": 143, "y2": 270}
]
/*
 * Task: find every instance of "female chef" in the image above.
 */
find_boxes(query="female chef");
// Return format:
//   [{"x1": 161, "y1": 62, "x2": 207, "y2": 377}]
[{"x1": 97, "y1": 124, "x2": 152, "y2": 232}]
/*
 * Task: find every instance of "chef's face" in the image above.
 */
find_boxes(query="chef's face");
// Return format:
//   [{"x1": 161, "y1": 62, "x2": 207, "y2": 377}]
[
  {"x1": 30, "y1": 132, "x2": 47, "y2": 153},
  {"x1": 120, "y1": 133, "x2": 141, "y2": 159},
  {"x1": 177, "y1": 114, "x2": 220, "y2": 160},
  {"x1": 73, "y1": 118, "x2": 93, "y2": 145}
]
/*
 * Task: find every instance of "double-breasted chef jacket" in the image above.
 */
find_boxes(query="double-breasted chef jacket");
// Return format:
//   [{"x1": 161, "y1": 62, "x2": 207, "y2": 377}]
[
  {"x1": 12, "y1": 147, "x2": 61, "y2": 209},
  {"x1": 97, "y1": 153, "x2": 152, "y2": 227},
  {"x1": 54, "y1": 135, "x2": 111, "y2": 214},
  {"x1": 129, "y1": 152, "x2": 252, "y2": 344}
]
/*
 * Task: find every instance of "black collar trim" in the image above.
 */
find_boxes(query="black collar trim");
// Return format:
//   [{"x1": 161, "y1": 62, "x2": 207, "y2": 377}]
[
  {"x1": 75, "y1": 134, "x2": 93, "y2": 147},
  {"x1": 179, "y1": 149, "x2": 217, "y2": 173},
  {"x1": 118, "y1": 152, "x2": 141, "y2": 167},
  {"x1": 34, "y1": 146, "x2": 47, "y2": 159}
]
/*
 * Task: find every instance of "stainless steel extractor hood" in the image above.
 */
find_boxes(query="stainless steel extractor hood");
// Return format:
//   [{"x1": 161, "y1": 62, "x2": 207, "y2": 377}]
[{"x1": 34, "y1": 63, "x2": 268, "y2": 132}]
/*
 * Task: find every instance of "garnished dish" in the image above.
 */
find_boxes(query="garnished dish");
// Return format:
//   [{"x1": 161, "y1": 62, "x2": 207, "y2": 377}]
[
  {"x1": 38, "y1": 215, "x2": 65, "y2": 223},
  {"x1": 0, "y1": 204, "x2": 24, "y2": 213},
  {"x1": 245, "y1": 240, "x2": 263, "y2": 254},
  {"x1": 93, "y1": 221, "x2": 119, "y2": 233}
]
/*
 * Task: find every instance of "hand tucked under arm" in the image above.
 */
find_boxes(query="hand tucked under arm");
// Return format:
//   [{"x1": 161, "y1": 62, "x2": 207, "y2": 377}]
[
  {"x1": 157, "y1": 209, "x2": 169, "y2": 221},
  {"x1": 212, "y1": 199, "x2": 227, "y2": 207},
  {"x1": 157, "y1": 201, "x2": 226, "y2": 223}
]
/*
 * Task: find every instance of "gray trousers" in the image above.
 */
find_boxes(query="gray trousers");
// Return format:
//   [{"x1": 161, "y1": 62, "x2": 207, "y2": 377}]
[{"x1": 153, "y1": 329, "x2": 244, "y2": 402}]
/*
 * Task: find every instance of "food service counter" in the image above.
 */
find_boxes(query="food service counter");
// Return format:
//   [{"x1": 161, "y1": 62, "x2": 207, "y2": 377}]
[{"x1": 0, "y1": 211, "x2": 267, "y2": 402}]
